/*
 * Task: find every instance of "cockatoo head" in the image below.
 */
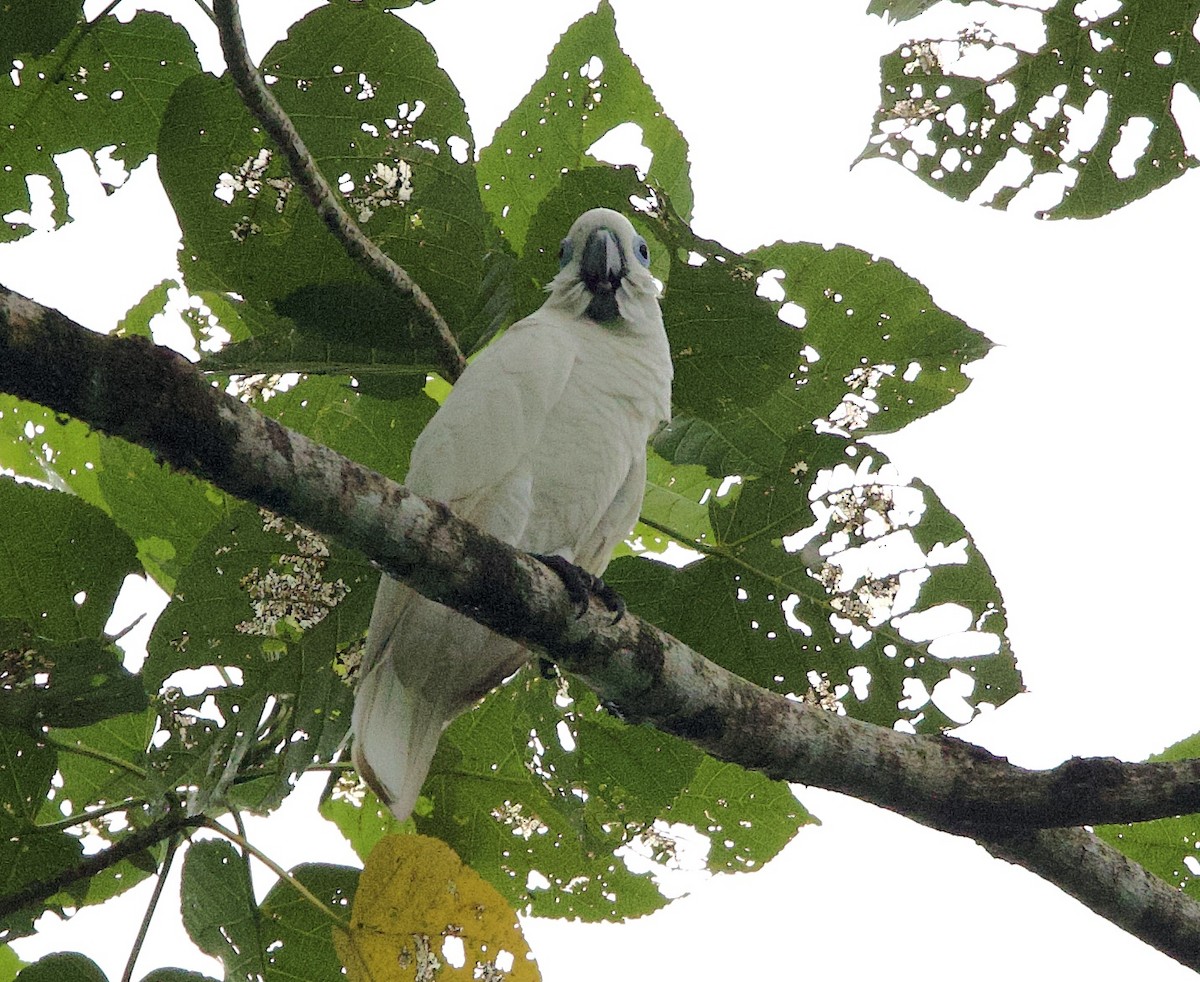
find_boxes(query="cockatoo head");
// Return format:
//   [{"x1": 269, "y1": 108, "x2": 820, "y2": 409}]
[{"x1": 545, "y1": 207, "x2": 660, "y2": 326}]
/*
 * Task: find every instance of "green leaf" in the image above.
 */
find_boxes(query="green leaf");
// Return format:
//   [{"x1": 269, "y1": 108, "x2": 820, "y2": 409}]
[
  {"x1": 158, "y1": 4, "x2": 489, "y2": 363},
  {"x1": 257, "y1": 373, "x2": 436, "y2": 484},
  {"x1": 42, "y1": 710, "x2": 154, "y2": 815},
  {"x1": 13, "y1": 953, "x2": 107, "y2": 982},
  {"x1": 115, "y1": 279, "x2": 178, "y2": 341},
  {"x1": 0, "y1": 727, "x2": 56, "y2": 832},
  {"x1": 671, "y1": 756, "x2": 816, "y2": 874},
  {"x1": 0, "y1": 0, "x2": 81, "y2": 63},
  {"x1": 860, "y1": 0, "x2": 1200, "y2": 218},
  {"x1": 0, "y1": 728, "x2": 86, "y2": 939},
  {"x1": 0, "y1": 398, "x2": 107, "y2": 507},
  {"x1": 747, "y1": 240, "x2": 991, "y2": 436},
  {"x1": 258, "y1": 863, "x2": 358, "y2": 980},
  {"x1": 320, "y1": 778, "x2": 405, "y2": 862},
  {"x1": 0, "y1": 634, "x2": 145, "y2": 730},
  {"x1": 138, "y1": 971, "x2": 220, "y2": 982},
  {"x1": 146, "y1": 505, "x2": 372, "y2": 813},
  {"x1": 417, "y1": 671, "x2": 808, "y2": 921},
  {"x1": 182, "y1": 843, "x2": 354, "y2": 982},
  {"x1": 98, "y1": 437, "x2": 230, "y2": 593},
  {"x1": 1095, "y1": 731, "x2": 1200, "y2": 900},
  {"x1": 477, "y1": 0, "x2": 692, "y2": 253},
  {"x1": 865, "y1": 0, "x2": 963, "y2": 22},
  {"x1": 0, "y1": 479, "x2": 139, "y2": 641},
  {"x1": 0, "y1": 944, "x2": 26, "y2": 982},
  {"x1": 181, "y1": 840, "x2": 265, "y2": 981},
  {"x1": 0, "y1": 11, "x2": 200, "y2": 241}
]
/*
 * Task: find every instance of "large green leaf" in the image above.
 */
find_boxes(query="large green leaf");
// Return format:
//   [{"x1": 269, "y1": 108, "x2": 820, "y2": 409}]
[
  {"x1": 181, "y1": 840, "x2": 265, "y2": 982},
  {"x1": 0, "y1": 0, "x2": 81, "y2": 64},
  {"x1": 40, "y1": 711, "x2": 153, "y2": 816},
  {"x1": 409, "y1": 670, "x2": 811, "y2": 921},
  {"x1": 0, "y1": 11, "x2": 200, "y2": 241},
  {"x1": 0, "y1": 399, "x2": 107, "y2": 512},
  {"x1": 13, "y1": 953, "x2": 106, "y2": 982},
  {"x1": 146, "y1": 505, "x2": 372, "y2": 813},
  {"x1": 258, "y1": 863, "x2": 358, "y2": 980},
  {"x1": 258, "y1": 373, "x2": 436, "y2": 485},
  {"x1": 0, "y1": 727, "x2": 85, "y2": 941},
  {"x1": 477, "y1": 0, "x2": 692, "y2": 253},
  {"x1": 181, "y1": 841, "x2": 355, "y2": 982},
  {"x1": 608, "y1": 202, "x2": 1019, "y2": 734},
  {"x1": 0, "y1": 632, "x2": 144, "y2": 731},
  {"x1": 158, "y1": 4, "x2": 490, "y2": 366},
  {"x1": 0, "y1": 944, "x2": 26, "y2": 982},
  {"x1": 0, "y1": 468, "x2": 139, "y2": 643},
  {"x1": 860, "y1": 0, "x2": 1200, "y2": 217},
  {"x1": 0, "y1": 480, "x2": 143, "y2": 733}
]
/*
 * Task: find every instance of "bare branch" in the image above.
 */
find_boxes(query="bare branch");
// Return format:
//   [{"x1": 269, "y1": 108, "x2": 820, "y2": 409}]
[
  {"x1": 3, "y1": 286, "x2": 1200, "y2": 969},
  {"x1": 210, "y1": 0, "x2": 467, "y2": 381},
  {"x1": 983, "y1": 828, "x2": 1200, "y2": 968}
]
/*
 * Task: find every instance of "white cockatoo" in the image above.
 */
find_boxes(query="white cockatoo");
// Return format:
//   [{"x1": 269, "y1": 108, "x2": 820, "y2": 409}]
[{"x1": 352, "y1": 207, "x2": 673, "y2": 821}]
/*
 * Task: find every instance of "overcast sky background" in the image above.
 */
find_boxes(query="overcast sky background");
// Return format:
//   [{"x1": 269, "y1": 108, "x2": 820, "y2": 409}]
[{"x1": 2, "y1": 0, "x2": 1199, "y2": 978}]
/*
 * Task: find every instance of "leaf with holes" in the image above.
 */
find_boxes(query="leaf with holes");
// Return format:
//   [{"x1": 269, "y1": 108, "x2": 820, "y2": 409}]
[
  {"x1": 477, "y1": 0, "x2": 692, "y2": 253},
  {"x1": 859, "y1": 0, "x2": 1200, "y2": 217},
  {"x1": 158, "y1": 3, "x2": 489, "y2": 365},
  {"x1": 0, "y1": 11, "x2": 199, "y2": 242},
  {"x1": 335, "y1": 834, "x2": 539, "y2": 982},
  {"x1": 415, "y1": 671, "x2": 809, "y2": 921}
]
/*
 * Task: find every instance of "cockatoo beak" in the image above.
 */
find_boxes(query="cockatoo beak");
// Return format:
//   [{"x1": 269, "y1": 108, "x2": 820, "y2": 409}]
[{"x1": 580, "y1": 226, "x2": 625, "y2": 322}]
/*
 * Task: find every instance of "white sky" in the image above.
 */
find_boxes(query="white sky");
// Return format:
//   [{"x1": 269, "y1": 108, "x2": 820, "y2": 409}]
[{"x1": 2, "y1": 0, "x2": 1198, "y2": 979}]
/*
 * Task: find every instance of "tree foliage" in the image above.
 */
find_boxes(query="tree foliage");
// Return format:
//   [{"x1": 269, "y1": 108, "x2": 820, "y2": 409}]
[
  {"x1": 861, "y1": 0, "x2": 1200, "y2": 217},
  {"x1": 1, "y1": 1, "x2": 1194, "y2": 979}
]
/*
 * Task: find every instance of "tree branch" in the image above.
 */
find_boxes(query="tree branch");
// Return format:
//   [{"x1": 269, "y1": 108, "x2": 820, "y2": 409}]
[
  {"x1": 3, "y1": 287, "x2": 1200, "y2": 969},
  {"x1": 210, "y1": 0, "x2": 466, "y2": 382},
  {"x1": 0, "y1": 807, "x2": 205, "y2": 926}
]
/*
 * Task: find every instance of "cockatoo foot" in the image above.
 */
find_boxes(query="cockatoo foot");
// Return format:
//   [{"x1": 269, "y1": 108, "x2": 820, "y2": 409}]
[{"x1": 535, "y1": 553, "x2": 625, "y2": 624}]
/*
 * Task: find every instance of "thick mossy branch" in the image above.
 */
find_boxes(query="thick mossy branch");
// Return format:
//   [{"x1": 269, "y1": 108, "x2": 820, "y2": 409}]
[{"x1": 3, "y1": 286, "x2": 1200, "y2": 968}]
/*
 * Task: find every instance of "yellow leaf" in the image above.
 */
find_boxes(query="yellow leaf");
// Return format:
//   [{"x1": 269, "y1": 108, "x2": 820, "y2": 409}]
[{"x1": 335, "y1": 834, "x2": 541, "y2": 982}]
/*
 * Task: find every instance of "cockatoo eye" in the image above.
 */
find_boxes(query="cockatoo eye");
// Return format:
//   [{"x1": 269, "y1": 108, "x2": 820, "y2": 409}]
[
  {"x1": 558, "y1": 237, "x2": 573, "y2": 268},
  {"x1": 633, "y1": 234, "x2": 651, "y2": 268}
]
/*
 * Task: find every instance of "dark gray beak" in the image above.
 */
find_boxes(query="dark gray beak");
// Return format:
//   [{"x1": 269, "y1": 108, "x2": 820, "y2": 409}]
[{"x1": 579, "y1": 227, "x2": 624, "y2": 322}]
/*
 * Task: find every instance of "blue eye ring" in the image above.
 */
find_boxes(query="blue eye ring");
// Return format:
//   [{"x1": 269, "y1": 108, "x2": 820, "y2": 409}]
[
  {"x1": 558, "y1": 237, "x2": 573, "y2": 268},
  {"x1": 633, "y1": 234, "x2": 650, "y2": 268}
]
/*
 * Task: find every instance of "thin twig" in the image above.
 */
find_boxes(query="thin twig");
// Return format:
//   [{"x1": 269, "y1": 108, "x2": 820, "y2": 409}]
[
  {"x1": 203, "y1": 819, "x2": 349, "y2": 928},
  {"x1": 106, "y1": 610, "x2": 146, "y2": 646},
  {"x1": 45, "y1": 734, "x2": 148, "y2": 780},
  {"x1": 121, "y1": 833, "x2": 182, "y2": 982},
  {"x1": 0, "y1": 810, "x2": 205, "y2": 922},
  {"x1": 39, "y1": 798, "x2": 147, "y2": 833},
  {"x1": 190, "y1": 0, "x2": 217, "y2": 26},
  {"x1": 210, "y1": 0, "x2": 466, "y2": 382}
]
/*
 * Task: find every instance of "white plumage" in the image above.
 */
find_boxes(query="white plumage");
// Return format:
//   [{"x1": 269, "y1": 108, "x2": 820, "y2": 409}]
[{"x1": 352, "y1": 208, "x2": 673, "y2": 821}]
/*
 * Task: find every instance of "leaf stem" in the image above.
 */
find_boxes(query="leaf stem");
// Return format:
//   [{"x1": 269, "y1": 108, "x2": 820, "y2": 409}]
[
  {"x1": 44, "y1": 734, "x2": 148, "y2": 780},
  {"x1": 190, "y1": 0, "x2": 218, "y2": 26},
  {"x1": 39, "y1": 798, "x2": 147, "y2": 833},
  {"x1": 121, "y1": 832, "x2": 182, "y2": 982},
  {"x1": 203, "y1": 818, "x2": 349, "y2": 928}
]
